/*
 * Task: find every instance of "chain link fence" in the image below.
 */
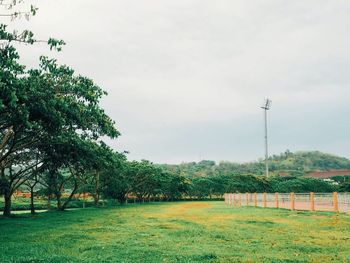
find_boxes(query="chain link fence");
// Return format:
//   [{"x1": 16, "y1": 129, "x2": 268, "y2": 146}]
[{"x1": 224, "y1": 192, "x2": 350, "y2": 213}]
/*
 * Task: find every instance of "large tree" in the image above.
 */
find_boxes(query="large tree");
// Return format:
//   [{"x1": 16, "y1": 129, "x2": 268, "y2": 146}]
[
  {"x1": 1, "y1": 1, "x2": 67, "y2": 216},
  {"x1": 1, "y1": 17, "x2": 119, "y2": 215}
]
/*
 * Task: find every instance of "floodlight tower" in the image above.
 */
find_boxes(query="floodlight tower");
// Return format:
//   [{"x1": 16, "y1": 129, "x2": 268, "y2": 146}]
[{"x1": 261, "y1": 99, "x2": 272, "y2": 177}]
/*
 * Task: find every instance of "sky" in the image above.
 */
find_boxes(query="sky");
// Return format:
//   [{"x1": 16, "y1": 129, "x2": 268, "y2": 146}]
[{"x1": 5, "y1": 0, "x2": 350, "y2": 164}]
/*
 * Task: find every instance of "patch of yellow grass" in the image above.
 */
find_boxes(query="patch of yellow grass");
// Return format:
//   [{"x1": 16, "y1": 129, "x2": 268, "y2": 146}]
[{"x1": 141, "y1": 202, "x2": 247, "y2": 230}]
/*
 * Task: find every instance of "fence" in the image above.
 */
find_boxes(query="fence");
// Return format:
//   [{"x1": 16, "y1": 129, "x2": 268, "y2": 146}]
[{"x1": 224, "y1": 192, "x2": 350, "y2": 213}]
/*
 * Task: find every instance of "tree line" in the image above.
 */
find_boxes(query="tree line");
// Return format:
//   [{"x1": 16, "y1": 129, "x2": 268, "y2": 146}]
[
  {"x1": 0, "y1": 1, "x2": 190, "y2": 216},
  {"x1": 159, "y1": 151, "x2": 350, "y2": 178}
]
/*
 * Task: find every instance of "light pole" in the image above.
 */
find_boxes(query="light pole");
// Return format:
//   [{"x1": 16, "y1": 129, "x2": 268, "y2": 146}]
[{"x1": 261, "y1": 99, "x2": 271, "y2": 177}]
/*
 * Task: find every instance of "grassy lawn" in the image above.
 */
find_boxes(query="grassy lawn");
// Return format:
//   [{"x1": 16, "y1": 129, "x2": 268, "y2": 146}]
[{"x1": 1, "y1": 202, "x2": 350, "y2": 262}]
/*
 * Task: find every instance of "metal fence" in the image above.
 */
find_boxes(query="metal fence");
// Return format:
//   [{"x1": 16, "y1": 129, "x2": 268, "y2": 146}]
[{"x1": 224, "y1": 192, "x2": 350, "y2": 213}]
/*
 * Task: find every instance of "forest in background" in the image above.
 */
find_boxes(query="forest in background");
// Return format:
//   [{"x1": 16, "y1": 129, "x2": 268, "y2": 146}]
[{"x1": 159, "y1": 150, "x2": 350, "y2": 178}]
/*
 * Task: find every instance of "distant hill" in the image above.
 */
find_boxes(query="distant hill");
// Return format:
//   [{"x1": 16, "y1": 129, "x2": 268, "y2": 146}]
[
  {"x1": 159, "y1": 151, "x2": 350, "y2": 178},
  {"x1": 268, "y1": 151, "x2": 350, "y2": 176}
]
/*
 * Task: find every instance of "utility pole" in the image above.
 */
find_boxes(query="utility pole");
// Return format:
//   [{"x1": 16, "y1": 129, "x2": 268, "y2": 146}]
[{"x1": 261, "y1": 99, "x2": 271, "y2": 177}]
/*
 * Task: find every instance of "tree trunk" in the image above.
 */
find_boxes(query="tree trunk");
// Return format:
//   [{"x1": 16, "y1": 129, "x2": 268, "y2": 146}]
[
  {"x1": 82, "y1": 193, "x2": 86, "y2": 209},
  {"x1": 92, "y1": 193, "x2": 99, "y2": 207},
  {"x1": 59, "y1": 181, "x2": 78, "y2": 211},
  {"x1": 47, "y1": 195, "x2": 52, "y2": 210},
  {"x1": 56, "y1": 191, "x2": 62, "y2": 210},
  {"x1": 118, "y1": 193, "x2": 126, "y2": 205},
  {"x1": 3, "y1": 191, "x2": 12, "y2": 217},
  {"x1": 30, "y1": 187, "x2": 35, "y2": 215},
  {"x1": 94, "y1": 172, "x2": 100, "y2": 207},
  {"x1": 136, "y1": 194, "x2": 142, "y2": 203}
]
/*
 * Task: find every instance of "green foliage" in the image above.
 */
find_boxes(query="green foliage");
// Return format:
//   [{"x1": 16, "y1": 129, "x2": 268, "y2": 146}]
[
  {"x1": 0, "y1": 4, "x2": 119, "y2": 215},
  {"x1": 188, "y1": 177, "x2": 214, "y2": 199},
  {"x1": 187, "y1": 174, "x2": 268, "y2": 199},
  {"x1": 268, "y1": 150, "x2": 350, "y2": 173},
  {"x1": 339, "y1": 182, "x2": 350, "y2": 192},
  {"x1": 225, "y1": 175, "x2": 270, "y2": 193},
  {"x1": 128, "y1": 160, "x2": 163, "y2": 200},
  {"x1": 155, "y1": 151, "x2": 350, "y2": 199},
  {"x1": 100, "y1": 152, "x2": 128, "y2": 204},
  {"x1": 160, "y1": 172, "x2": 189, "y2": 200},
  {"x1": 0, "y1": 2, "x2": 64, "y2": 49},
  {"x1": 269, "y1": 176, "x2": 336, "y2": 193},
  {"x1": 160, "y1": 151, "x2": 350, "y2": 179},
  {"x1": 100, "y1": 159, "x2": 190, "y2": 203}
]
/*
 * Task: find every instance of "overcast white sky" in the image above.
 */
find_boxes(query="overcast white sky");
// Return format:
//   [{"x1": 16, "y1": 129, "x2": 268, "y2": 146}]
[{"x1": 6, "y1": 0, "x2": 350, "y2": 163}]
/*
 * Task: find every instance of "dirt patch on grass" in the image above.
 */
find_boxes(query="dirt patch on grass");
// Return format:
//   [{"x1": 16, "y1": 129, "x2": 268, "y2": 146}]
[
  {"x1": 180, "y1": 203, "x2": 211, "y2": 209},
  {"x1": 144, "y1": 202, "x2": 212, "y2": 218},
  {"x1": 142, "y1": 203, "x2": 245, "y2": 229}
]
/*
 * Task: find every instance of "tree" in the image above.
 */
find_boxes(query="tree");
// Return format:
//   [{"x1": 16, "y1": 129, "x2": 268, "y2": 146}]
[
  {"x1": 40, "y1": 135, "x2": 120, "y2": 211},
  {"x1": 128, "y1": 160, "x2": 162, "y2": 202},
  {"x1": 225, "y1": 175, "x2": 270, "y2": 193},
  {"x1": 1, "y1": 2, "x2": 66, "y2": 216},
  {"x1": 98, "y1": 151, "x2": 129, "y2": 205},
  {"x1": 189, "y1": 177, "x2": 213, "y2": 199},
  {"x1": 1, "y1": 55, "x2": 120, "y2": 215},
  {"x1": 339, "y1": 182, "x2": 350, "y2": 192},
  {"x1": 269, "y1": 177, "x2": 335, "y2": 193},
  {"x1": 160, "y1": 172, "x2": 188, "y2": 201}
]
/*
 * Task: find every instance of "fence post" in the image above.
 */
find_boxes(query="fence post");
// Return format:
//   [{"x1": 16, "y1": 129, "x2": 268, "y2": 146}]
[
  {"x1": 333, "y1": 192, "x2": 339, "y2": 213},
  {"x1": 246, "y1": 193, "x2": 249, "y2": 206},
  {"x1": 310, "y1": 192, "x2": 315, "y2": 212},
  {"x1": 263, "y1": 192, "x2": 267, "y2": 208},
  {"x1": 254, "y1": 193, "x2": 257, "y2": 207},
  {"x1": 233, "y1": 193, "x2": 236, "y2": 207},
  {"x1": 275, "y1": 192, "x2": 279, "y2": 208},
  {"x1": 291, "y1": 192, "x2": 295, "y2": 210},
  {"x1": 239, "y1": 193, "x2": 242, "y2": 206},
  {"x1": 230, "y1": 193, "x2": 233, "y2": 206}
]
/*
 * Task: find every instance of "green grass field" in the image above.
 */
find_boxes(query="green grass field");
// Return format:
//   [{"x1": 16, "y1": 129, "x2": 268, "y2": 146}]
[{"x1": 1, "y1": 202, "x2": 350, "y2": 262}]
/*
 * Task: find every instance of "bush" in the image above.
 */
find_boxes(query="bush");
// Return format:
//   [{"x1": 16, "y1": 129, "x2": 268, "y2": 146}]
[
  {"x1": 225, "y1": 175, "x2": 270, "y2": 193},
  {"x1": 270, "y1": 177, "x2": 336, "y2": 193}
]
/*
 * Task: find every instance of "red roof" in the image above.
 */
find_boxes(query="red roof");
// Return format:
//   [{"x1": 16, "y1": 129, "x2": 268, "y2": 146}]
[{"x1": 305, "y1": 170, "x2": 350, "y2": 179}]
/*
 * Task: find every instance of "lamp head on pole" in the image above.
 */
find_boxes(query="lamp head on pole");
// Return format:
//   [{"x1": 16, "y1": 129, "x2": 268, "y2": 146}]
[{"x1": 261, "y1": 98, "x2": 272, "y2": 110}]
